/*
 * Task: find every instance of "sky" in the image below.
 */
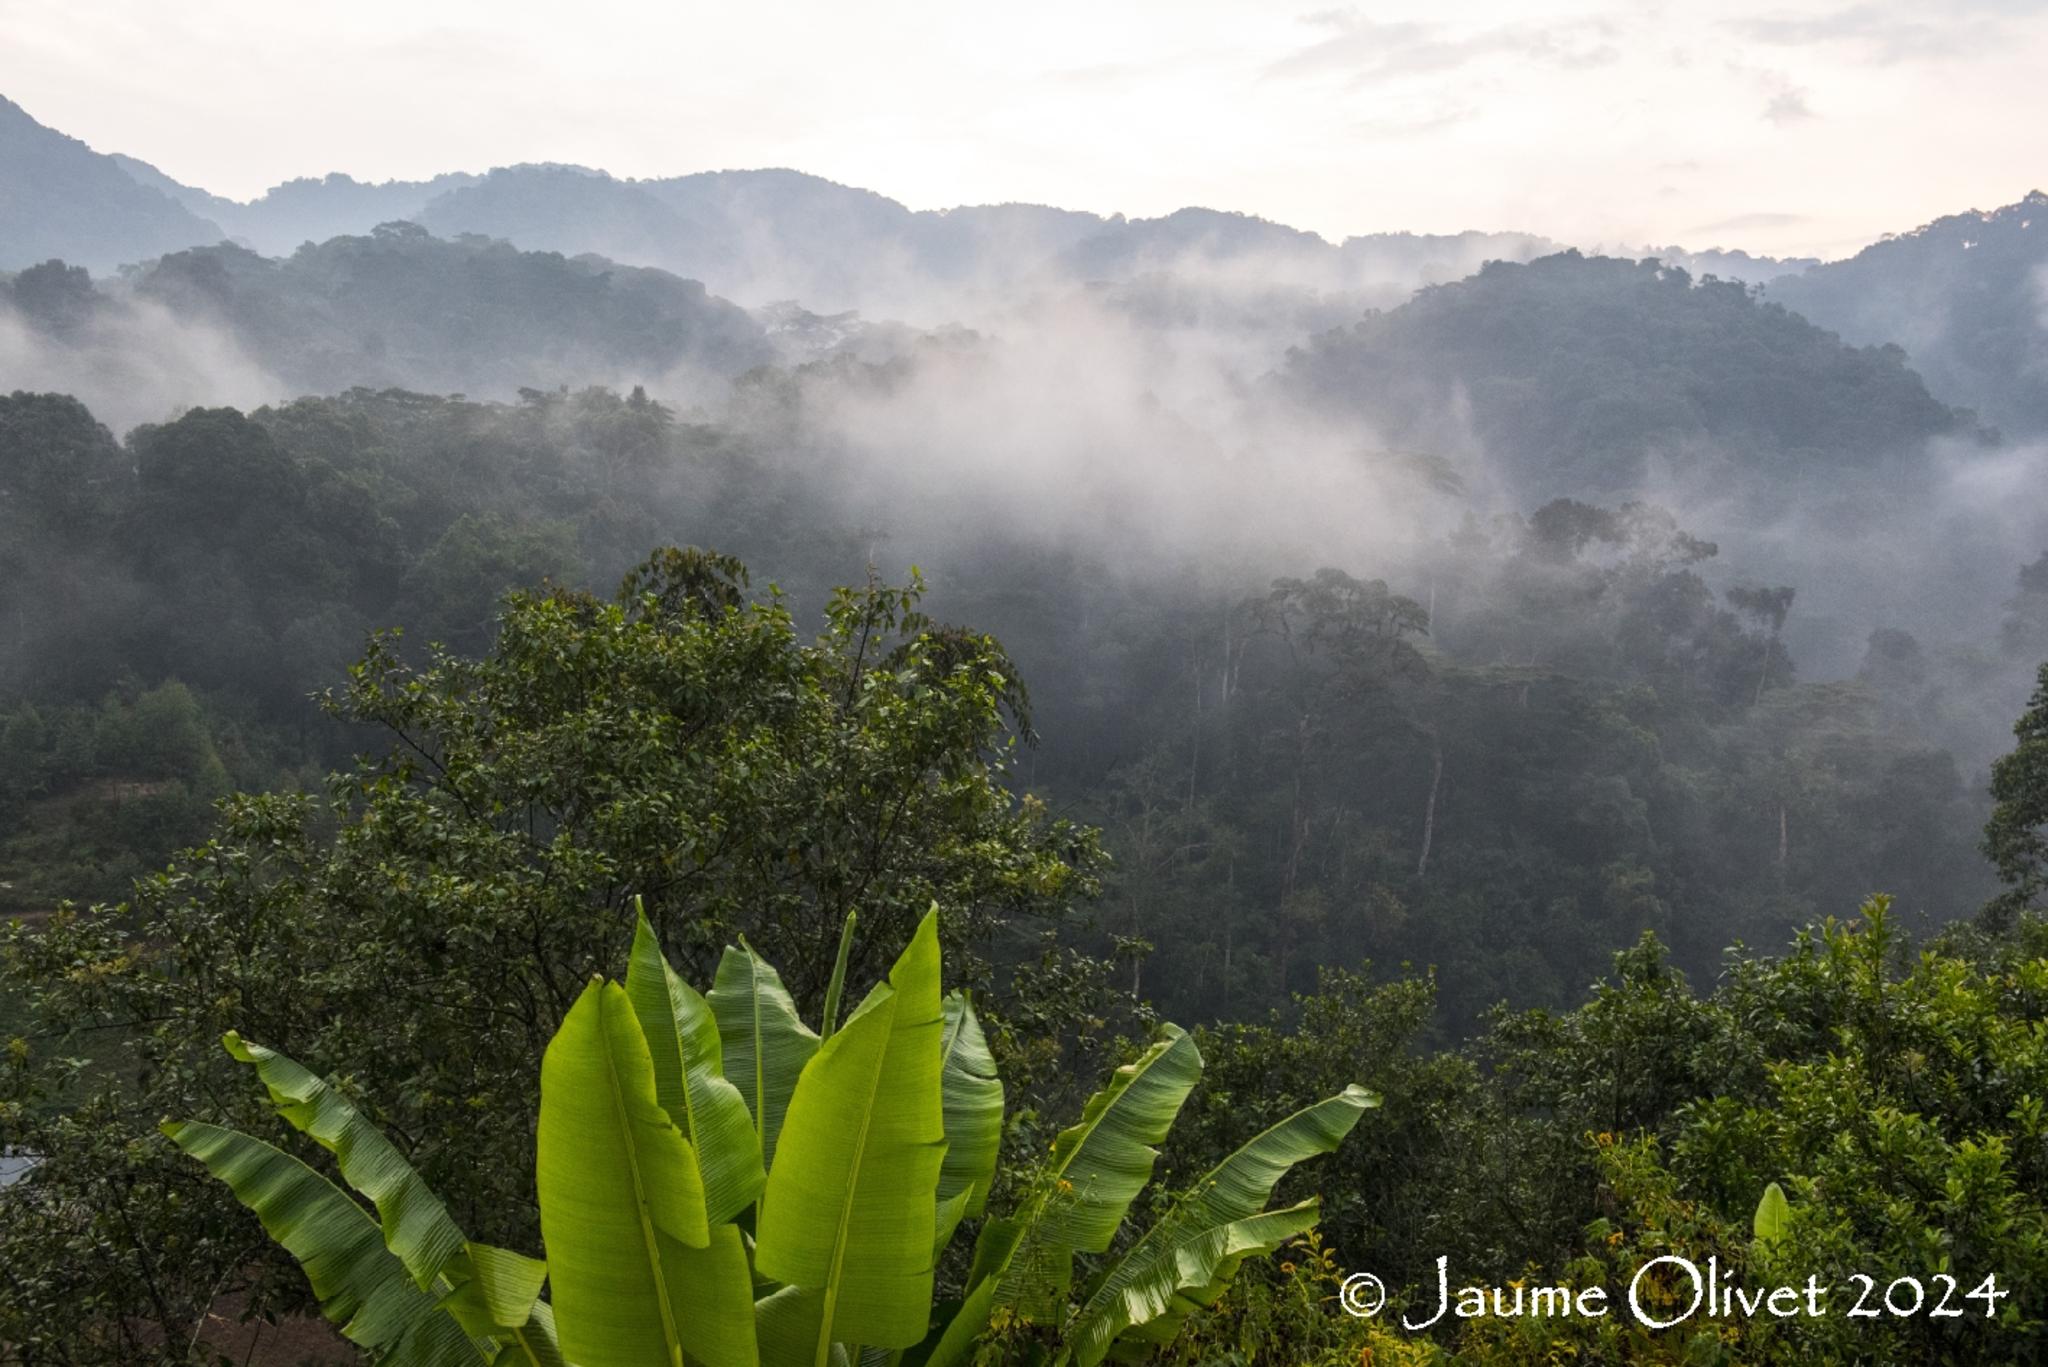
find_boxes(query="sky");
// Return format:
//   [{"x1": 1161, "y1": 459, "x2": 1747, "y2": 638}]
[{"x1": 3, "y1": 0, "x2": 2046, "y2": 260}]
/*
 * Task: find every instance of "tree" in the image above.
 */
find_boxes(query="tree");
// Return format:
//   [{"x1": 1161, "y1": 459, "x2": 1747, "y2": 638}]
[
  {"x1": 0, "y1": 550, "x2": 1104, "y2": 1361},
  {"x1": 1726, "y1": 584, "x2": 1796, "y2": 704},
  {"x1": 1984, "y1": 662, "x2": 2048, "y2": 929}
]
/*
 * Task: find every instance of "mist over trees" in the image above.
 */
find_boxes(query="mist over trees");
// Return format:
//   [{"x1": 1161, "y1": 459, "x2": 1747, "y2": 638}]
[{"x1": 7, "y1": 91, "x2": 2048, "y2": 1365}]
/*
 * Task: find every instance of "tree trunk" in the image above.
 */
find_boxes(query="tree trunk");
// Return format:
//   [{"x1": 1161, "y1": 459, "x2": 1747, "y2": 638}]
[{"x1": 1417, "y1": 733, "x2": 1444, "y2": 878}]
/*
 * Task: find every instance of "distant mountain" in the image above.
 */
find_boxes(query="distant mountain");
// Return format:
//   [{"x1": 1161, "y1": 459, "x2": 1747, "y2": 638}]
[
  {"x1": 1644, "y1": 245, "x2": 1819, "y2": 285},
  {"x1": 1284, "y1": 250, "x2": 1980, "y2": 501},
  {"x1": 414, "y1": 171, "x2": 1568, "y2": 315},
  {"x1": 109, "y1": 155, "x2": 485, "y2": 256},
  {"x1": 0, "y1": 96, "x2": 223, "y2": 270},
  {"x1": 418, "y1": 166, "x2": 730, "y2": 282},
  {"x1": 1, "y1": 224, "x2": 773, "y2": 424},
  {"x1": 1767, "y1": 192, "x2": 2048, "y2": 436},
  {"x1": 106, "y1": 152, "x2": 245, "y2": 227}
]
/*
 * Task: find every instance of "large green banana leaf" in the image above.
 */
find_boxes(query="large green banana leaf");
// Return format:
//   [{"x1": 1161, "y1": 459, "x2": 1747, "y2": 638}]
[
  {"x1": 221, "y1": 1031, "x2": 468, "y2": 1288},
  {"x1": 991, "y1": 1026, "x2": 1204, "y2": 1321},
  {"x1": 479, "y1": 1302, "x2": 565, "y2": 1367},
  {"x1": 1102, "y1": 1202, "x2": 1326, "y2": 1362},
  {"x1": 1061, "y1": 1085, "x2": 1376, "y2": 1364},
  {"x1": 709, "y1": 938, "x2": 821, "y2": 1180},
  {"x1": 936, "y1": 991, "x2": 1002, "y2": 1243},
  {"x1": 754, "y1": 1286, "x2": 853, "y2": 1367},
  {"x1": 537, "y1": 978, "x2": 756, "y2": 1367},
  {"x1": 755, "y1": 907, "x2": 948, "y2": 1357},
  {"x1": 161, "y1": 1120, "x2": 484, "y2": 1365},
  {"x1": 626, "y1": 909, "x2": 768, "y2": 1223},
  {"x1": 219, "y1": 1033, "x2": 559, "y2": 1358},
  {"x1": 433, "y1": 1246, "x2": 565, "y2": 1366}
]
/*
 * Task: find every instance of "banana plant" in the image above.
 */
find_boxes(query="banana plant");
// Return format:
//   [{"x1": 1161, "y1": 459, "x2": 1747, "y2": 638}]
[{"x1": 168, "y1": 900, "x2": 1372, "y2": 1366}]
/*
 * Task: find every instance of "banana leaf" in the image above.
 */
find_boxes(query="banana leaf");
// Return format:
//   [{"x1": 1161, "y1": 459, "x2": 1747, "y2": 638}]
[
  {"x1": 626, "y1": 908, "x2": 767, "y2": 1224},
  {"x1": 709, "y1": 938, "x2": 821, "y2": 1181},
  {"x1": 936, "y1": 991, "x2": 1002, "y2": 1243},
  {"x1": 991, "y1": 1026, "x2": 1204, "y2": 1321},
  {"x1": 537, "y1": 977, "x2": 755, "y2": 1367},
  {"x1": 1102, "y1": 1203, "x2": 1325, "y2": 1362},
  {"x1": 161, "y1": 1120, "x2": 484, "y2": 1365},
  {"x1": 755, "y1": 907, "x2": 948, "y2": 1355},
  {"x1": 219, "y1": 1033, "x2": 556, "y2": 1358},
  {"x1": 221, "y1": 1031, "x2": 467, "y2": 1289},
  {"x1": 1062, "y1": 1083, "x2": 1374, "y2": 1364}
]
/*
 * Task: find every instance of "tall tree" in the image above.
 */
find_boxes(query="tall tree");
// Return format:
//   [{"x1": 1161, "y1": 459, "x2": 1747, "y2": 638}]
[{"x1": 1984, "y1": 662, "x2": 2048, "y2": 929}]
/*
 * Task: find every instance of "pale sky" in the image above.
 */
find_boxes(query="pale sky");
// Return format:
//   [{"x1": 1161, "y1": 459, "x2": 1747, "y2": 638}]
[{"x1": 4, "y1": 0, "x2": 2045, "y2": 259}]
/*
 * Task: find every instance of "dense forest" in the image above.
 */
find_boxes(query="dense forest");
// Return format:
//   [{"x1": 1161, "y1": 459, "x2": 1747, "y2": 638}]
[{"x1": 6, "y1": 89, "x2": 2048, "y2": 1364}]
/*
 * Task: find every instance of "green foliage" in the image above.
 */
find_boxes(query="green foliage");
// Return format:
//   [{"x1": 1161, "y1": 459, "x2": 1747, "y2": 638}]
[
  {"x1": 1984, "y1": 663, "x2": 2048, "y2": 928},
  {"x1": 1082, "y1": 499, "x2": 1987, "y2": 1027},
  {"x1": 125, "y1": 226, "x2": 774, "y2": 395},
  {"x1": 166, "y1": 905, "x2": 1367, "y2": 1366},
  {"x1": 1169, "y1": 900, "x2": 2048, "y2": 1364},
  {"x1": 0, "y1": 553, "x2": 1101, "y2": 1359},
  {"x1": 1285, "y1": 251, "x2": 1977, "y2": 498}
]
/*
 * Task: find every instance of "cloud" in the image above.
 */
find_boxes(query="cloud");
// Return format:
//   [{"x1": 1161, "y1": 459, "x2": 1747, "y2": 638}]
[
  {"x1": 1763, "y1": 90, "x2": 1813, "y2": 123},
  {"x1": 1351, "y1": 102, "x2": 1480, "y2": 139},
  {"x1": 1730, "y1": 2, "x2": 2020, "y2": 63},
  {"x1": 1267, "y1": 11, "x2": 1619, "y2": 85},
  {"x1": 1685, "y1": 211, "x2": 1812, "y2": 235},
  {"x1": 1762, "y1": 84, "x2": 1815, "y2": 124}
]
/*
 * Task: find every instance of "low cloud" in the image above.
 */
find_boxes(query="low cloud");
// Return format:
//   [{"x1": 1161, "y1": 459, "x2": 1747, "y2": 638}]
[
  {"x1": 1268, "y1": 12, "x2": 1619, "y2": 86},
  {"x1": 1730, "y1": 2, "x2": 2020, "y2": 63}
]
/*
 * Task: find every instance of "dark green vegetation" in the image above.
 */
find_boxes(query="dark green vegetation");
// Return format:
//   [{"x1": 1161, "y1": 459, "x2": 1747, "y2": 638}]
[
  {"x1": 0, "y1": 372, "x2": 2014, "y2": 1027},
  {"x1": 1284, "y1": 252, "x2": 1980, "y2": 500},
  {"x1": 6, "y1": 127, "x2": 2048, "y2": 1358},
  {"x1": 166, "y1": 905, "x2": 1371, "y2": 1365},
  {"x1": 3, "y1": 228, "x2": 772, "y2": 405},
  {"x1": 1156, "y1": 904, "x2": 2048, "y2": 1364}
]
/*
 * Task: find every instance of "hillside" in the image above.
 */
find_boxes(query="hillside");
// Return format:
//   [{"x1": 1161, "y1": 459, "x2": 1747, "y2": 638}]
[
  {"x1": 1767, "y1": 190, "x2": 2048, "y2": 437},
  {"x1": 0, "y1": 97, "x2": 223, "y2": 270},
  {"x1": 1, "y1": 225, "x2": 774, "y2": 415},
  {"x1": 1283, "y1": 250, "x2": 1979, "y2": 500}
]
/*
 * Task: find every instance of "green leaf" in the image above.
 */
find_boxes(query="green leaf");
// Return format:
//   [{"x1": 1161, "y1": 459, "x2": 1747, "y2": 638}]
[
  {"x1": 1754, "y1": 1180, "x2": 1792, "y2": 1245},
  {"x1": 821, "y1": 908, "x2": 859, "y2": 1040},
  {"x1": 481, "y1": 1302, "x2": 567, "y2": 1367},
  {"x1": 217, "y1": 1033, "x2": 556, "y2": 1362},
  {"x1": 161, "y1": 1120, "x2": 483, "y2": 1364},
  {"x1": 756, "y1": 907, "x2": 949, "y2": 1356},
  {"x1": 1065, "y1": 1085, "x2": 1375, "y2": 1364},
  {"x1": 936, "y1": 992, "x2": 1002, "y2": 1242},
  {"x1": 992, "y1": 1026, "x2": 1204, "y2": 1322},
  {"x1": 626, "y1": 907, "x2": 768, "y2": 1224},
  {"x1": 911, "y1": 1270, "x2": 1000, "y2": 1367},
  {"x1": 538, "y1": 978, "x2": 755, "y2": 1367},
  {"x1": 221, "y1": 1031, "x2": 467, "y2": 1290},
  {"x1": 1103, "y1": 1204, "x2": 1324, "y2": 1361},
  {"x1": 755, "y1": 1286, "x2": 852, "y2": 1367},
  {"x1": 710, "y1": 938, "x2": 822, "y2": 1181}
]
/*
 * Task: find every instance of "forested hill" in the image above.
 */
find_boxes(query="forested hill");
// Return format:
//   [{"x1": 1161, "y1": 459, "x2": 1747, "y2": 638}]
[
  {"x1": 0, "y1": 96, "x2": 225, "y2": 269},
  {"x1": 0, "y1": 95, "x2": 1575, "y2": 311},
  {"x1": 0, "y1": 225, "x2": 774, "y2": 418},
  {"x1": 1766, "y1": 190, "x2": 2048, "y2": 439},
  {"x1": 111, "y1": 158, "x2": 483, "y2": 257},
  {"x1": 1282, "y1": 251, "x2": 1981, "y2": 501}
]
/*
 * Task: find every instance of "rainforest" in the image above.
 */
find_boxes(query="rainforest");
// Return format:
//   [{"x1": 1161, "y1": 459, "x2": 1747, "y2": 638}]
[{"x1": 5, "y1": 9, "x2": 2048, "y2": 1362}]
